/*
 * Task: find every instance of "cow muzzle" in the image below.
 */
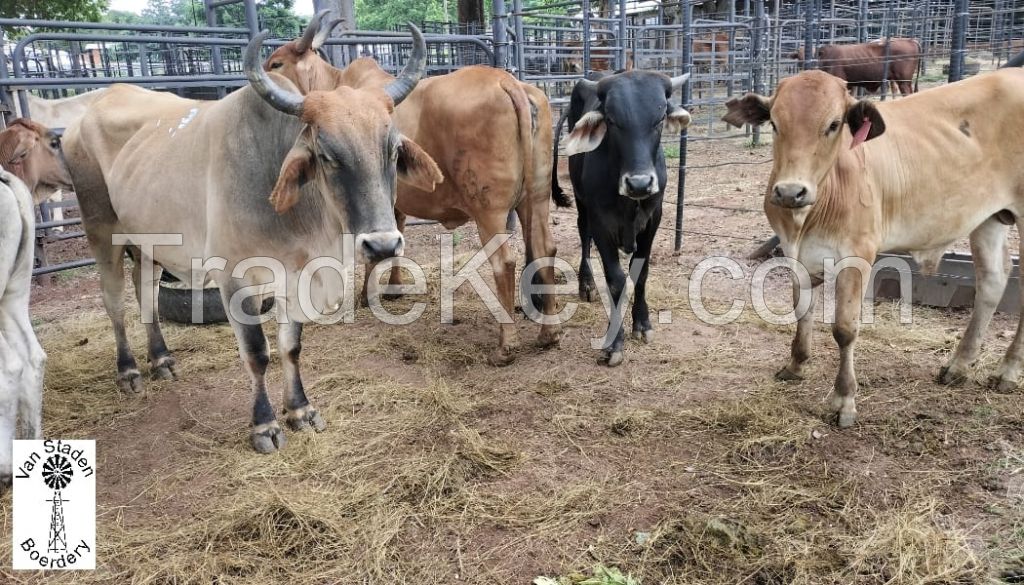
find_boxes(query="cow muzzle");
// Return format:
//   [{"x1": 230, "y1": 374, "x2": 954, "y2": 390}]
[
  {"x1": 771, "y1": 181, "x2": 815, "y2": 208},
  {"x1": 355, "y1": 230, "x2": 404, "y2": 263},
  {"x1": 619, "y1": 173, "x2": 659, "y2": 200}
]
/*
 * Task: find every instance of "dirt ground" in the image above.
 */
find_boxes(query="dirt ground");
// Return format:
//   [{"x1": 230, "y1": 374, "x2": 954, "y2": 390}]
[{"x1": 1, "y1": 117, "x2": 1023, "y2": 584}]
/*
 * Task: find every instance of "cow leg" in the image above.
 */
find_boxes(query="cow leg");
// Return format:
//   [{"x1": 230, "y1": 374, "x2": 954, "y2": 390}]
[
  {"x1": 939, "y1": 217, "x2": 1009, "y2": 385},
  {"x1": 777, "y1": 281, "x2": 819, "y2": 381},
  {"x1": 128, "y1": 247, "x2": 176, "y2": 381},
  {"x1": 576, "y1": 205, "x2": 598, "y2": 302},
  {"x1": 516, "y1": 202, "x2": 561, "y2": 348},
  {"x1": 988, "y1": 218, "x2": 1024, "y2": 392},
  {"x1": 277, "y1": 321, "x2": 325, "y2": 433},
  {"x1": 898, "y1": 80, "x2": 913, "y2": 96},
  {"x1": 14, "y1": 315, "x2": 44, "y2": 441},
  {"x1": 385, "y1": 210, "x2": 407, "y2": 298},
  {"x1": 478, "y1": 211, "x2": 519, "y2": 366},
  {"x1": 96, "y1": 244, "x2": 143, "y2": 393},
  {"x1": 0, "y1": 333, "x2": 22, "y2": 486},
  {"x1": 829, "y1": 264, "x2": 870, "y2": 428},
  {"x1": 630, "y1": 214, "x2": 660, "y2": 344},
  {"x1": 221, "y1": 285, "x2": 284, "y2": 453},
  {"x1": 360, "y1": 210, "x2": 408, "y2": 306},
  {"x1": 593, "y1": 236, "x2": 627, "y2": 367}
]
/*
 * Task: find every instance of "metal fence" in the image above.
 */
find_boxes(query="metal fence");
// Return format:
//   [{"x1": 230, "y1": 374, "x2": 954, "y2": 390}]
[{"x1": 2, "y1": 0, "x2": 1021, "y2": 277}]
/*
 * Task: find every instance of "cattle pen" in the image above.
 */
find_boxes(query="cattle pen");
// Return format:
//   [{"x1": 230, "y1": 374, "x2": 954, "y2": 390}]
[{"x1": 3, "y1": 1, "x2": 1024, "y2": 583}]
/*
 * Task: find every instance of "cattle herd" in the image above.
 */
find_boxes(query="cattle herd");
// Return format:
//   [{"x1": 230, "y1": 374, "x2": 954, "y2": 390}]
[{"x1": 0, "y1": 12, "x2": 1022, "y2": 483}]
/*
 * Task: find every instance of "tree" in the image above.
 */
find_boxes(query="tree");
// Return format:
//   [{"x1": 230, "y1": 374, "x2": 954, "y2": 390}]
[
  {"x1": 457, "y1": 0, "x2": 484, "y2": 27},
  {"x1": 2, "y1": 0, "x2": 109, "y2": 22},
  {"x1": 354, "y1": 0, "x2": 450, "y2": 31}
]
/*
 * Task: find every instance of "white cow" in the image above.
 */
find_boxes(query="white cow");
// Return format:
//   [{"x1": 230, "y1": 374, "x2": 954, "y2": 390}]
[{"x1": 0, "y1": 169, "x2": 44, "y2": 485}]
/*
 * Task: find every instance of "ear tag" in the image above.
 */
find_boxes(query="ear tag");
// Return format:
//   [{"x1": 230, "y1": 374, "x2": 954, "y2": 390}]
[{"x1": 850, "y1": 117, "x2": 872, "y2": 149}]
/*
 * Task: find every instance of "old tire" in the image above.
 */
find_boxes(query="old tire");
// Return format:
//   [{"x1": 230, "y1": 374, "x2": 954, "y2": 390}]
[{"x1": 158, "y1": 274, "x2": 272, "y2": 325}]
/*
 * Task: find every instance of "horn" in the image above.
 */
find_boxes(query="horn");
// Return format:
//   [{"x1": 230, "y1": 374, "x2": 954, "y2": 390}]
[
  {"x1": 384, "y1": 23, "x2": 427, "y2": 106},
  {"x1": 670, "y1": 73, "x2": 690, "y2": 92},
  {"x1": 245, "y1": 30, "x2": 305, "y2": 116},
  {"x1": 295, "y1": 9, "x2": 330, "y2": 53},
  {"x1": 312, "y1": 17, "x2": 345, "y2": 51}
]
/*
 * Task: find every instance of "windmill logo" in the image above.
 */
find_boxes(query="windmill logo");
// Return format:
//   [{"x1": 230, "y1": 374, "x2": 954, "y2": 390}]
[
  {"x1": 11, "y1": 440, "x2": 96, "y2": 571},
  {"x1": 43, "y1": 455, "x2": 73, "y2": 553}
]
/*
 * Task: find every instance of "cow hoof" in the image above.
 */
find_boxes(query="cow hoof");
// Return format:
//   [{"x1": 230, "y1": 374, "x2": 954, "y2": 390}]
[
  {"x1": 986, "y1": 375, "x2": 1018, "y2": 393},
  {"x1": 775, "y1": 367, "x2": 803, "y2": 382},
  {"x1": 936, "y1": 366, "x2": 966, "y2": 386},
  {"x1": 600, "y1": 350, "x2": 624, "y2": 367},
  {"x1": 117, "y1": 370, "x2": 143, "y2": 394},
  {"x1": 150, "y1": 356, "x2": 177, "y2": 381},
  {"x1": 579, "y1": 284, "x2": 599, "y2": 303},
  {"x1": 286, "y1": 407, "x2": 326, "y2": 432},
  {"x1": 537, "y1": 328, "x2": 561, "y2": 348},
  {"x1": 631, "y1": 329, "x2": 654, "y2": 344},
  {"x1": 251, "y1": 423, "x2": 287, "y2": 453},
  {"x1": 836, "y1": 410, "x2": 857, "y2": 428},
  {"x1": 487, "y1": 348, "x2": 515, "y2": 367}
]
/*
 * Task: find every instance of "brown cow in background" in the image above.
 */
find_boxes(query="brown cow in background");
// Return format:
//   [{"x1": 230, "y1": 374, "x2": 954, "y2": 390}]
[
  {"x1": 791, "y1": 37, "x2": 921, "y2": 95},
  {"x1": 0, "y1": 119, "x2": 74, "y2": 203}
]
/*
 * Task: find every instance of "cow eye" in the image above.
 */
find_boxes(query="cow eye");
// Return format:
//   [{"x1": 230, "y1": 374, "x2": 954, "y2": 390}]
[
  {"x1": 269, "y1": 61, "x2": 283, "y2": 70},
  {"x1": 826, "y1": 120, "x2": 841, "y2": 134},
  {"x1": 50, "y1": 138, "x2": 61, "y2": 149}
]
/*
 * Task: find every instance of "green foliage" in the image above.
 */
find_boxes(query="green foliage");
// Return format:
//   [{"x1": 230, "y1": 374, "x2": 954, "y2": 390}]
[
  {"x1": 354, "y1": 0, "x2": 453, "y2": 31},
  {"x1": 2, "y1": 0, "x2": 109, "y2": 22},
  {"x1": 102, "y1": 0, "x2": 303, "y2": 38}
]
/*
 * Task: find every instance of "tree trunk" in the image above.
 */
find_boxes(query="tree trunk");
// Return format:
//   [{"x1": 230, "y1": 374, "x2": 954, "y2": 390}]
[{"x1": 458, "y1": 0, "x2": 485, "y2": 29}]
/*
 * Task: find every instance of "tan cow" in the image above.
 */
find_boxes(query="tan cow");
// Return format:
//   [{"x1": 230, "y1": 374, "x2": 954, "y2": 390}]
[
  {"x1": 63, "y1": 27, "x2": 441, "y2": 453},
  {"x1": 265, "y1": 12, "x2": 567, "y2": 365},
  {"x1": 723, "y1": 69, "x2": 1024, "y2": 427},
  {"x1": 0, "y1": 118, "x2": 74, "y2": 202}
]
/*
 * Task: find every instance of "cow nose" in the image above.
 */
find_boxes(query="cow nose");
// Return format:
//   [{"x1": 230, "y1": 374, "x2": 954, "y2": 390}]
[
  {"x1": 356, "y1": 231, "x2": 404, "y2": 263},
  {"x1": 625, "y1": 174, "x2": 654, "y2": 194},
  {"x1": 773, "y1": 182, "x2": 810, "y2": 207}
]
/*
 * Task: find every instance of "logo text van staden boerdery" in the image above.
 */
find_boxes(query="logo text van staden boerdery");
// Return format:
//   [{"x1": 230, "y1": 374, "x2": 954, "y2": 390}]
[{"x1": 13, "y1": 440, "x2": 96, "y2": 570}]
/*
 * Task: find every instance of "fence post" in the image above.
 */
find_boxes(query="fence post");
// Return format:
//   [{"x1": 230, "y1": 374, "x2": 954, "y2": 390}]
[
  {"x1": 512, "y1": 0, "x2": 525, "y2": 78},
  {"x1": 751, "y1": 0, "x2": 764, "y2": 146},
  {"x1": 582, "y1": 0, "x2": 591, "y2": 75},
  {"x1": 492, "y1": 0, "x2": 508, "y2": 69},
  {"x1": 803, "y1": 0, "x2": 815, "y2": 70},
  {"x1": 617, "y1": 0, "x2": 627, "y2": 70},
  {"x1": 880, "y1": 4, "x2": 893, "y2": 100},
  {"x1": 243, "y1": 0, "x2": 259, "y2": 37},
  {"x1": 948, "y1": 0, "x2": 967, "y2": 82},
  {"x1": 674, "y1": 0, "x2": 693, "y2": 252},
  {"x1": 203, "y1": 0, "x2": 226, "y2": 98},
  {"x1": 0, "y1": 28, "x2": 13, "y2": 123}
]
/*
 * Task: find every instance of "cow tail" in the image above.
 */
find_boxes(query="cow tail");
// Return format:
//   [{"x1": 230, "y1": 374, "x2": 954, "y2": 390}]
[
  {"x1": 550, "y1": 109, "x2": 572, "y2": 207},
  {"x1": 500, "y1": 79, "x2": 538, "y2": 207}
]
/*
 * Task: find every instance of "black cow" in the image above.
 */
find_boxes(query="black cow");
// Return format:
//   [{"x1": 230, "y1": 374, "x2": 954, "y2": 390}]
[{"x1": 553, "y1": 70, "x2": 690, "y2": 366}]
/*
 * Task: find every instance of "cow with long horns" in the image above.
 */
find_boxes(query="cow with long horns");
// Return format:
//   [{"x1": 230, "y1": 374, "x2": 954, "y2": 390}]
[
  {"x1": 62, "y1": 26, "x2": 441, "y2": 453},
  {"x1": 262, "y1": 12, "x2": 568, "y2": 366}
]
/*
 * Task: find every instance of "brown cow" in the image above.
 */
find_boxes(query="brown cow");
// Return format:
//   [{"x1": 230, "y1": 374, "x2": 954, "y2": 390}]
[
  {"x1": 791, "y1": 38, "x2": 920, "y2": 95},
  {"x1": 0, "y1": 118, "x2": 73, "y2": 203},
  {"x1": 722, "y1": 68, "x2": 1024, "y2": 427},
  {"x1": 265, "y1": 12, "x2": 567, "y2": 365}
]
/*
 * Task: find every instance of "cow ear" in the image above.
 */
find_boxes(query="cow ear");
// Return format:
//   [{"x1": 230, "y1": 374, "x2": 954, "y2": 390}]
[
  {"x1": 0, "y1": 127, "x2": 38, "y2": 167},
  {"x1": 398, "y1": 135, "x2": 443, "y2": 192},
  {"x1": 722, "y1": 93, "x2": 771, "y2": 128},
  {"x1": 269, "y1": 137, "x2": 314, "y2": 213},
  {"x1": 846, "y1": 99, "x2": 886, "y2": 148},
  {"x1": 665, "y1": 103, "x2": 691, "y2": 134},
  {"x1": 564, "y1": 111, "x2": 607, "y2": 156}
]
